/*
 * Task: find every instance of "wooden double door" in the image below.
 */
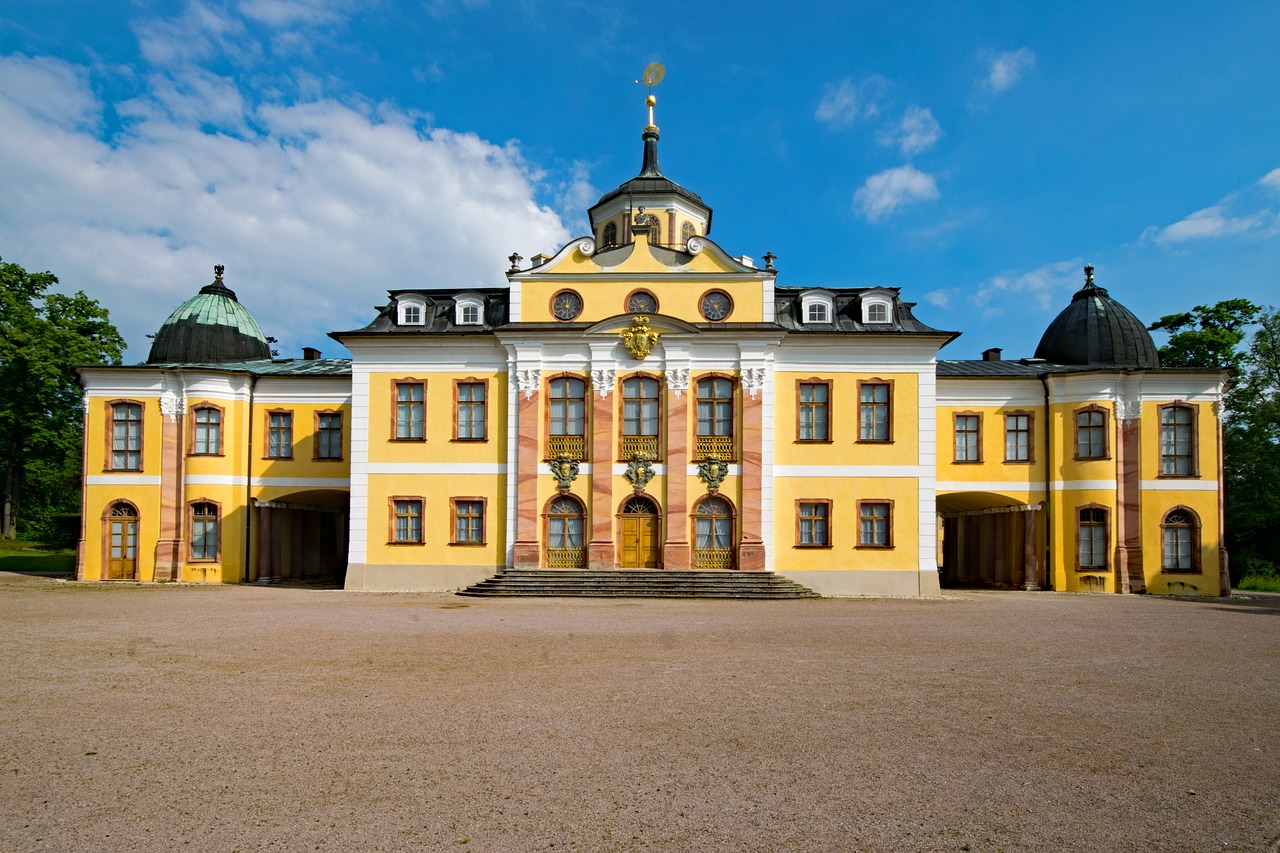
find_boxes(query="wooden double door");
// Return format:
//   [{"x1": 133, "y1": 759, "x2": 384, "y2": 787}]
[{"x1": 619, "y1": 496, "x2": 660, "y2": 568}]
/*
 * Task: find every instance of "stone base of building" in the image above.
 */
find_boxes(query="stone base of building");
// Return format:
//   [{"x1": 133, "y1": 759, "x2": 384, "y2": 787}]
[
  {"x1": 778, "y1": 569, "x2": 942, "y2": 598},
  {"x1": 344, "y1": 563, "x2": 498, "y2": 592}
]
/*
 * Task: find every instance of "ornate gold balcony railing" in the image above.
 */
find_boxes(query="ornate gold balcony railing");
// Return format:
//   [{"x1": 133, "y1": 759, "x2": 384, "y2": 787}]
[
  {"x1": 620, "y1": 435, "x2": 659, "y2": 459},
  {"x1": 546, "y1": 434, "x2": 586, "y2": 460},
  {"x1": 546, "y1": 547, "x2": 586, "y2": 569},
  {"x1": 694, "y1": 548, "x2": 733, "y2": 570},
  {"x1": 695, "y1": 435, "x2": 733, "y2": 460}
]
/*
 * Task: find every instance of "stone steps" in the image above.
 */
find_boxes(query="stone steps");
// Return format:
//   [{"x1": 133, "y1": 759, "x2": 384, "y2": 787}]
[{"x1": 457, "y1": 569, "x2": 822, "y2": 600}]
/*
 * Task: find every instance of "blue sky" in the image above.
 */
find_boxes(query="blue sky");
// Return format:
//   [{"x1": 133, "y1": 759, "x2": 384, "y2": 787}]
[{"x1": 1, "y1": 1, "x2": 1277, "y2": 362}]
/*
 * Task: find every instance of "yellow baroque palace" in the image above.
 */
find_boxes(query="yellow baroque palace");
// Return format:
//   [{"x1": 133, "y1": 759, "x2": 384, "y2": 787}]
[{"x1": 76, "y1": 104, "x2": 1230, "y2": 597}]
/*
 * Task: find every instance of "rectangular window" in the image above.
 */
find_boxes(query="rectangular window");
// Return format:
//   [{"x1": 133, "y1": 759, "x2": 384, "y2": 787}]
[
  {"x1": 621, "y1": 375, "x2": 661, "y2": 459},
  {"x1": 1004, "y1": 412, "x2": 1032, "y2": 462},
  {"x1": 110, "y1": 402, "x2": 143, "y2": 470},
  {"x1": 797, "y1": 381, "x2": 830, "y2": 442},
  {"x1": 267, "y1": 411, "x2": 293, "y2": 459},
  {"x1": 1077, "y1": 506, "x2": 1108, "y2": 570},
  {"x1": 452, "y1": 498, "x2": 485, "y2": 545},
  {"x1": 1159, "y1": 404, "x2": 1196, "y2": 476},
  {"x1": 548, "y1": 376, "x2": 587, "y2": 460},
  {"x1": 858, "y1": 381, "x2": 891, "y2": 442},
  {"x1": 954, "y1": 413, "x2": 981, "y2": 462},
  {"x1": 797, "y1": 501, "x2": 831, "y2": 548},
  {"x1": 454, "y1": 380, "x2": 487, "y2": 441},
  {"x1": 190, "y1": 502, "x2": 218, "y2": 561},
  {"x1": 858, "y1": 501, "x2": 892, "y2": 548},
  {"x1": 1075, "y1": 408, "x2": 1107, "y2": 459},
  {"x1": 695, "y1": 376, "x2": 735, "y2": 460},
  {"x1": 392, "y1": 499, "x2": 423, "y2": 543},
  {"x1": 315, "y1": 412, "x2": 343, "y2": 459},
  {"x1": 395, "y1": 380, "x2": 425, "y2": 440},
  {"x1": 192, "y1": 406, "x2": 221, "y2": 455}
]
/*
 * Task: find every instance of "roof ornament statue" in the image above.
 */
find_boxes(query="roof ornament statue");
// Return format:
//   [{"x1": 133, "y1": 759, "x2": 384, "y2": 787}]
[{"x1": 1083, "y1": 263, "x2": 1096, "y2": 289}]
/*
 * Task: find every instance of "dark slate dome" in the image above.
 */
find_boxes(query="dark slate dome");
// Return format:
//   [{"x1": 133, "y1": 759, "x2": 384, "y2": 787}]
[
  {"x1": 1034, "y1": 266, "x2": 1160, "y2": 369},
  {"x1": 147, "y1": 265, "x2": 272, "y2": 364}
]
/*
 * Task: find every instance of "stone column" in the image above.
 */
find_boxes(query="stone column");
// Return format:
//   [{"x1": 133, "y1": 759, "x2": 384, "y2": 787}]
[
  {"x1": 587, "y1": 366, "x2": 616, "y2": 569},
  {"x1": 738, "y1": 367, "x2": 766, "y2": 571},
  {"x1": 662, "y1": 367, "x2": 690, "y2": 570},
  {"x1": 1115, "y1": 398, "x2": 1145, "y2": 593},
  {"x1": 153, "y1": 389, "x2": 186, "y2": 582},
  {"x1": 1022, "y1": 508, "x2": 1041, "y2": 590},
  {"x1": 512, "y1": 369, "x2": 542, "y2": 569}
]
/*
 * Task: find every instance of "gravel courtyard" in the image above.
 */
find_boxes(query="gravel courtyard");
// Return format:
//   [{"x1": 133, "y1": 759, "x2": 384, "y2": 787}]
[{"x1": 1, "y1": 573, "x2": 1276, "y2": 852}]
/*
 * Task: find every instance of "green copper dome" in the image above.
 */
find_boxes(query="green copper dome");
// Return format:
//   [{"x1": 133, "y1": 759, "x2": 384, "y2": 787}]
[{"x1": 146, "y1": 266, "x2": 272, "y2": 364}]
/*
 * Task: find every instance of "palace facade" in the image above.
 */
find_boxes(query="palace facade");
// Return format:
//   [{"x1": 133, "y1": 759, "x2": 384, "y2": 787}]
[{"x1": 76, "y1": 105, "x2": 1230, "y2": 597}]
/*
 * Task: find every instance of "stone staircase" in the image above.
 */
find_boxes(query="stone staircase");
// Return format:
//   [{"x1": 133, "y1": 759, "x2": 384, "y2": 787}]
[{"x1": 457, "y1": 569, "x2": 822, "y2": 600}]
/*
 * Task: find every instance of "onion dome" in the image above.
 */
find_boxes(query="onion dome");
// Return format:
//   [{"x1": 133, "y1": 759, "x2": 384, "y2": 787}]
[
  {"x1": 1034, "y1": 265, "x2": 1160, "y2": 369},
  {"x1": 146, "y1": 265, "x2": 272, "y2": 364}
]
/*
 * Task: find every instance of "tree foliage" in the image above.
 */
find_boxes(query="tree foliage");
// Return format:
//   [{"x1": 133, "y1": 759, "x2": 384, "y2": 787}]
[
  {"x1": 0, "y1": 256, "x2": 124, "y2": 541},
  {"x1": 1150, "y1": 300, "x2": 1280, "y2": 578}
]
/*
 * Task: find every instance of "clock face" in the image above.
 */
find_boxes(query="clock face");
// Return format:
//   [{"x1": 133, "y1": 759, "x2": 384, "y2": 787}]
[
  {"x1": 700, "y1": 291, "x2": 732, "y2": 321},
  {"x1": 552, "y1": 290, "x2": 583, "y2": 321},
  {"x1": 627, "y1": 291, "x2": 658, "y2": 313}
]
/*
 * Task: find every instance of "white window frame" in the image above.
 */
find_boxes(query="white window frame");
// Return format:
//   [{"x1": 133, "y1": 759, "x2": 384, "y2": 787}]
[
  {"x1": 800, "y1": 290, "x2": 834, "y2": 325},
  {"x1": 398, "y1": 294, "x2": 426, "y2": 326},
  {"x1": 455, "y1": 293, "x2": 484, "y2": 326}
]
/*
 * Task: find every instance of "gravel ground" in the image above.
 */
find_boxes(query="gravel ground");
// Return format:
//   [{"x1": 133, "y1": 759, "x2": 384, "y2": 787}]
[{"x1": 0, "y1": 573, "x2": 1276, "y2": 853}]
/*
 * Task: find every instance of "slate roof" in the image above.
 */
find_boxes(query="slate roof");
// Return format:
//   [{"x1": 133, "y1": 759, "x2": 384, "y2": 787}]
[
  {"x1": 132, "y1": 358, "x2": 351, "y2": 377},
  {"x1": 774, "y1": 287, "x2": 958, "y2": 339},
  {"x1": 1033, "y1": 269, "x2": 1160, "y2": 369},
  {"x1": 147, "y1": 274, "x2": 271, "y2": 364}
]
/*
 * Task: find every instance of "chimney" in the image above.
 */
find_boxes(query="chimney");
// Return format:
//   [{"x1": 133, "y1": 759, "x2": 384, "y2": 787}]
[
  {"x1": 982, "y1": 347, "x2": 1002, "y2": 362},
  {"x1": 303, "y1": 347, "x2": 321, "y2": 361},
  {"x1": 530, "y1": 253, "x2": 552, "y2": 267}
]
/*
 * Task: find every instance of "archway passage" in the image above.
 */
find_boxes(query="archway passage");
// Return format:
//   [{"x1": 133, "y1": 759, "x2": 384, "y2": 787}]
[
  {"x1": 938, "y1": 492, "x2": 1041, "y2": 590},
  {"x1": 618, "y1": 495, "x2": 660, "y2": 568},
  {"x1": 254, "y1": 489, "x2": 349, "y2": 586}
]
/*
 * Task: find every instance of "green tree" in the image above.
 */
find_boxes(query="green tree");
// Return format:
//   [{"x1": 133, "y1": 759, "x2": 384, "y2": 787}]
[
  {"x1": 0, "y1": 257, "x2": 124, "y2": 540},
  {"x1": 1150, "y1": 300, "x2": 1280, "y2": 579}
]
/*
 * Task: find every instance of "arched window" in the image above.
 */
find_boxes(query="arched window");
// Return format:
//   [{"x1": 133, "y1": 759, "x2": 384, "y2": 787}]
[
  {"x1": 1161, "y1": 508, "x2": 1200, "y2": 572},
  {"x1": 105, "y1": 501, "x2": 139, "y2": 580},
  {"x1": 546, "y1": 496, "x2": 585, "y2": 568},
  {"x1": 694, "y1": 495, "x2": 735, "y2": 570},
  {"x1": 548, "y1": 376, "x2": 587, "y2": 460},
  {"x1": 190, "y1": 501, "x2": 219, "y2": 561},
  {"x1": 602, "y1": 221, "x2": 618, "y2": 247},
  {"x1": 681, "y1": 221, "x2": 695, "y2": 244},
  {"x1": 621, "y1": 375, "x2": 661, "y2": 459}
]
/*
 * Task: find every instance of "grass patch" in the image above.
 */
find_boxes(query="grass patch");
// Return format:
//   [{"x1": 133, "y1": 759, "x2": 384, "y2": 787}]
[
  {"x1": 1237, "y1": 574, "x2": 1280, "y2": 593},
  {"x1": 0, "y1": 540, "x2": 75, "y2": 575}
]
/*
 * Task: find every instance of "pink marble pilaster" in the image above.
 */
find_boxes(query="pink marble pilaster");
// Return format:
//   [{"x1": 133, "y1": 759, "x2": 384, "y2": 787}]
[
  {"x1": 662, "y1": 388, "x2": 690, "y2": 570},
  {"x1": 1115, "y1": 418, "x2": 1144, "y2": 593},
  {"x1": 152, "y1": 412, "x2": 184, "y2": 582},
  {"x1": 588, "y1": 387, "x2": 615, "y2": 569},
  {"x1": 738, "y1": 387, "x2": 766, "y2": 571},
  {"x1": 512, "y1": 388, "x2": 542, "y2": 568}
]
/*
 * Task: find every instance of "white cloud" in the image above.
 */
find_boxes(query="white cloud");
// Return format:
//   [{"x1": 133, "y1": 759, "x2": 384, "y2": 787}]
[
  {"x1": 877, "y1": 105, "x2": 942, "y2": 157},
  {"x1": 922, "y1": 289, "x2": 953, "y2": 309},
  {"x1": 853, "y1": 165, "x2": 940, "y2": 222},
  {"x1": 815, "y1": 76, "x2": 889, "y2": 127},
  {"x1": 972, "y1": 259, "x2": 1082, "y2": 317},
  {"x1": 239, "y1": 0, "x2": 357, "y2": 28},
  {"x1": 0, "y1": 53, "x2": 573, "y2": 360},
  {"x1": 984, "y1": 48, "x2": 1036, "y2": 93},
  {"x1": 1141, "y1": 168, "x2": 1280, "y2": 246}
]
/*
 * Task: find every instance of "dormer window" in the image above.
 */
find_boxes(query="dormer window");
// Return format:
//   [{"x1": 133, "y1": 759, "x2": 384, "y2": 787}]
[
  {"x1": 456, "y1": 294, "x2": 483, "y2": 326},
  {"x1": 398, "y1": 294, "x2": 426, "y2": 326},
  {"x1": 862, "y1": 296, "x2": 892, "y2": 324},
  {"x1": 800, "y1": 291, "x2": 835, "y2": 325}
]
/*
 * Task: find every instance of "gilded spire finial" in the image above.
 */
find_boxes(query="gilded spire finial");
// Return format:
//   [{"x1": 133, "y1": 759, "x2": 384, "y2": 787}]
[
  {"x1": 214, "y1": 264, "x2": 225, "y2": 280},
  {"x1": 637, "y1": 62, "x2": 664, "y2": 132},
  {"x1": 1084, "y1": 264, "x2": 1095, "y2": 288}
]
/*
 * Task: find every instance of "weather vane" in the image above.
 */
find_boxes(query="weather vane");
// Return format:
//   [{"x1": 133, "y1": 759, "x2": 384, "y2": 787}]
[{"x1": 634, "y1": 62, "x2": 664, "y2": 130}]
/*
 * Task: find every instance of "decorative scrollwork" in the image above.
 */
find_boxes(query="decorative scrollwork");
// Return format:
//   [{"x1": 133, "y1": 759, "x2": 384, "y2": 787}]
[
  {"x1": 549, "y1": 454, "x2": 580, "y2": 494},
  {"x1": 576, "y1": 238, "x2": 596, "y2": 257},
  {"x1": 159, "y1": 391, "x2": 185, "y2": 417},
  {"x1": 686, "y1": 236, "x2": 704, "y2": 255},
  {"x1": 590, "y1": 367, "x2": 616, "y2": 397},
  {"x1": 516, "y1": 369, "x2": 540, "y2": 399},
  {"x1": 624, "y1": 452, "x2": 655, "y2": 494},
  {"x1": 620, "y1": 316, "x2": 661, "y2": 361},
  {"x1": 741, "y1": 367, "x2": 766, "y2": 399},
  {"x1": 664, "y1": 367, "x2": 689, "y2": 398},
  {"x1": 1114, "y1": 397, "x2": 1141, "y2": 423},
  {"x1": 698, "y1": 454, "x2": 728, "y2": 494}
]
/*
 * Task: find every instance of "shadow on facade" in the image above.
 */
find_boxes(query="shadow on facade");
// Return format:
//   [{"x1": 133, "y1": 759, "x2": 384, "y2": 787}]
[
  {"x1": 938, "y1": 492, "x2": 1044, "y2": 590},
  {"x1": 252, "y1": 490, "x2": 348, "y2": 587}
]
